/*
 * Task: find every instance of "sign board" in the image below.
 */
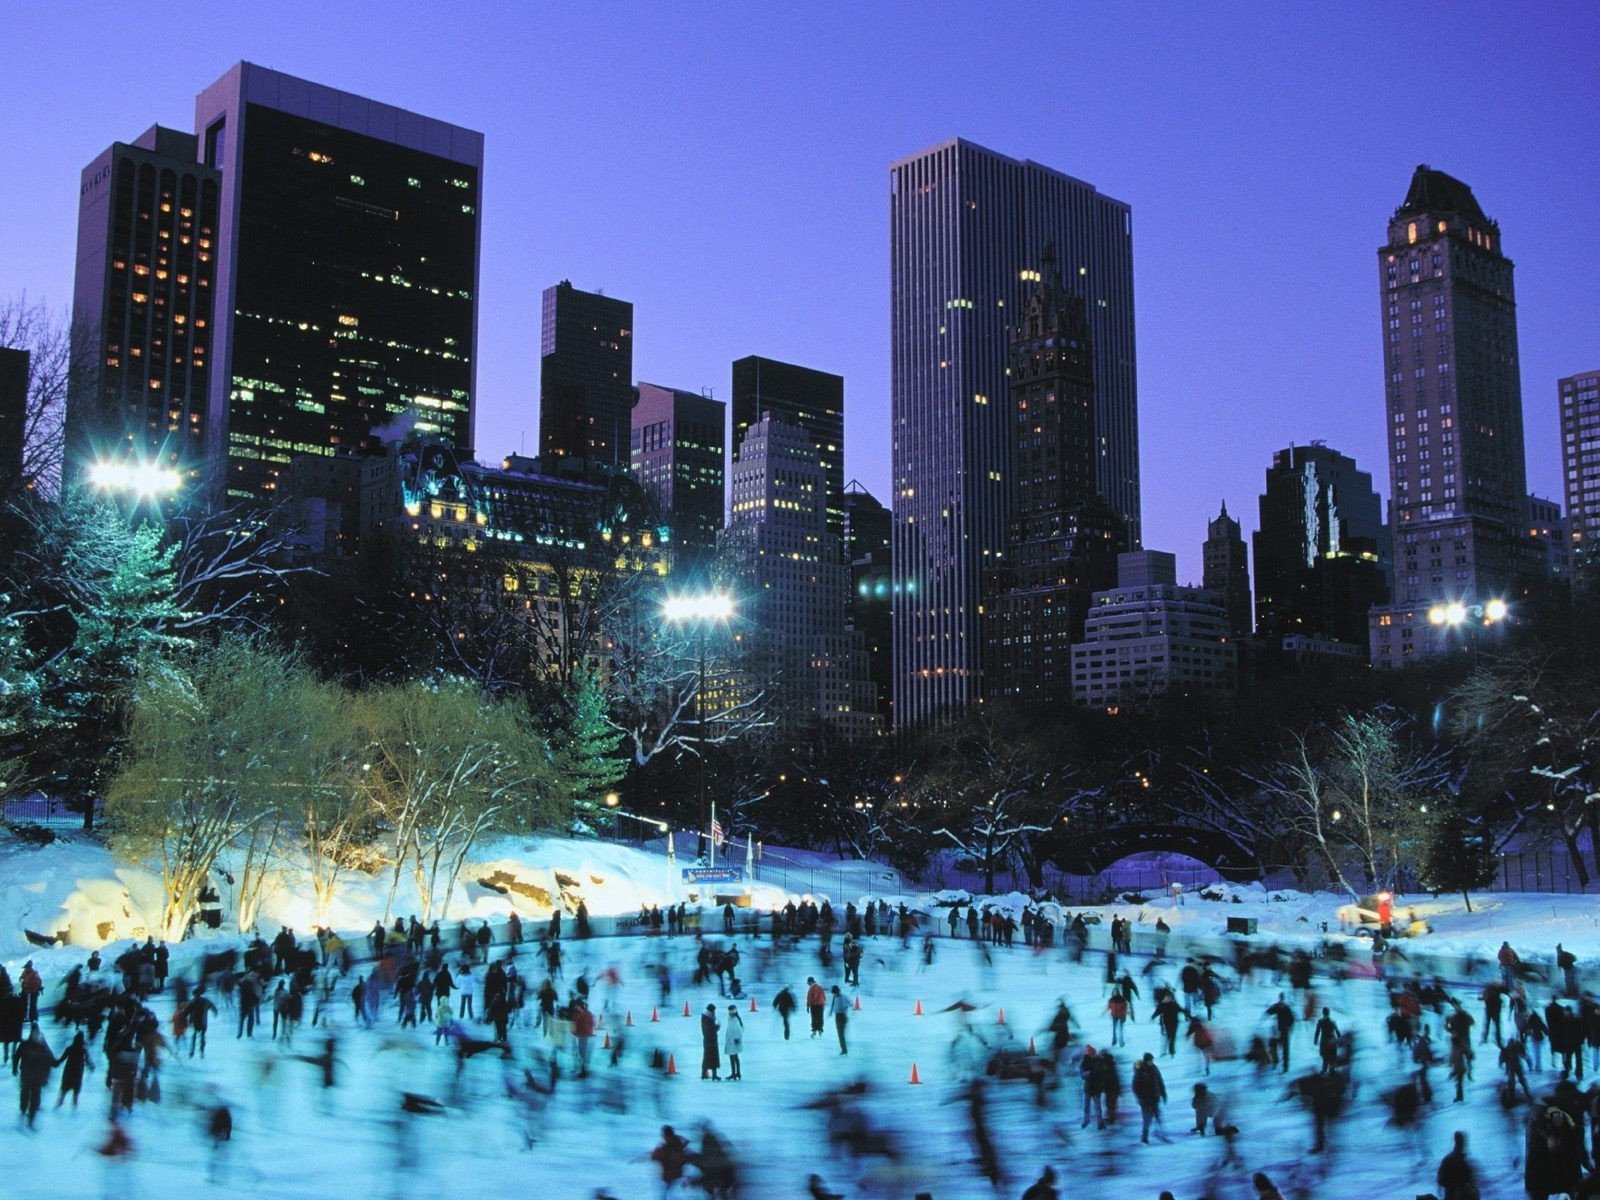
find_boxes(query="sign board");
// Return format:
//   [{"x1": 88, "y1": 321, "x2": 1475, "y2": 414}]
[{"x1": 682, "y1": 867, "x2": 744, "y2": 885}]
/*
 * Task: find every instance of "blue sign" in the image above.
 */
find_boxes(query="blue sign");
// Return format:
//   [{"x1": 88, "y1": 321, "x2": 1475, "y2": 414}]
[{"x1": 682, "y1": 867, "x2": 744, "y2": 885}]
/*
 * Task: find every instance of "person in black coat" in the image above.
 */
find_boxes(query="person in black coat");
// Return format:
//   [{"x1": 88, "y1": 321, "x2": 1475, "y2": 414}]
[
  {"x1": 773, "y1": 986, "x2": 797, "y2": 1040},
  {"x1": 700, "y1": 1004, "x2": 721, "y2": 1080},
  {"x1": 13, "y1": 1025, "x2": 56, "y2": 1128},
  {"x1": 55, "y1": 1030, "x2": 93, "y2": 1108}
]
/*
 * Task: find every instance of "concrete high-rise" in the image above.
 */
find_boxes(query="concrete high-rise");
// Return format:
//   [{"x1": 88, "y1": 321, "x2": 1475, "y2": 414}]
[
  {"x1": 890, "y1": 138, "x2": 1137, "y2": 725},
  {"x1": 194, "y1": 63, "x2": 482, "y2": 502},
  {"x1": 1559, "y1": 370, "x2": 1600, "y2": 590},
  {"x1": 720, "y1": 417, "x2": 880, "y2": 739},
  {"x1": 1370, "y1": 166, "x2": 1535, "y2": 666},
  {"x1": 731, "y1": 355, "x2": 844, "y2": 540},
  {"x1": 631, "y1": 382, "x2": 725, "y2": 568},
  {"x1": 1202, "y1": 502, "x2": 1252, "y2": 639},
  {"x1": 67, "y1": 126, "x2": 220, "y2": 484},
  {"x1": 541, "y1": 281, "x2": 634, "y2": 473},
  {"x1": 843, "y1": 482, "x2": 892, "y2": 720},
  {"x1": 984, "y1": 248, "x2": 1119, "y2": 707},
  {"x1": 1255, "y1": 444, "x2": 1386, "y2": 650}
]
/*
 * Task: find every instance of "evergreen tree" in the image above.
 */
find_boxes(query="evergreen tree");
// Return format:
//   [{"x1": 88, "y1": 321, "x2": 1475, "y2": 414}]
[
  {"x1": 1423, "y1": 811, "x2": 1498, "y2": 912},
  {"x1": 548, "y1": 670, "x2": 624, "y2": 834}
]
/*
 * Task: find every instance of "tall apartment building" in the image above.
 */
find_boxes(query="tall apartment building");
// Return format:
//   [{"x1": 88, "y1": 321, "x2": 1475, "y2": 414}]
[
  {"x1": 67, "y1": 126, "x2": 220, "y2": 484},
  {"x1": 1559, "y1": 370, "x2": 1600, "y2": 589},
  {"x1": 541, "y1": 281, "x2": 634, "y2": 473},
  {"x1": 890, "y1": 138, "x2": 1137, "y2": 725},
  {"x1": 631, "y1": 382, "x2": 726, "y2": 568},
  {"x1": 192, "y1": 63, "x2": 482, "y2": 501},
  {"x1": 1370, "y1": 166, "x2": 1535, "y2": 667},
  {"x1": 1202, "y1": 502, "x2": 1252, "y2": 639},
  {"x1": 720, "y1": 417, "x2": 879, "y2": 739},
  {"x1": 1069, "y1": 551, "x2": 1234, "y2": 710},
  {"x1": 731, "y1": 355, "x2": 844, "y2": 540},
  {"x1": 1525, "y1": 493, "x2": 1569, "y2": 585},
  {"x1": 984, "y1": 248, "x2": 1119, "y2": 707},
  {"x1": 1254, "y1": 444, "x2": 1387, "y2": 650}
]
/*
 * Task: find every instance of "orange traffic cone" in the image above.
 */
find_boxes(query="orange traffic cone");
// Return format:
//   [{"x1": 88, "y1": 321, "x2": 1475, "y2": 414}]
[
  {"x1": 650, "y1": 1007, "x2": 660, "y2": 1023},
  {"x1": 914, "y1": 1000, "x2": 924, "y2": 1016},
  {"x1": 683, "y1": 1001, "x2": 692, "y2": 1018},
  {"x1": 749, "y1": 996, "x2": 758, "y2": 1013},
  {"x1": 626, "y1": 1011, "x2": 634, "y2": 1027},
  {"x1": 997, "y1": 1007, "x2": 1006, "y2": 1025},
  {"x1": 909, "y1": 1062, "x2": 921, "y2": 1085},
  {"x1": 1028, "y1": 1036, "x2": 1036, "y2": 1054},
  {"x1": 602, "y1": 1031, "x2": 612, "y2": 1049},
  {"x1": 665, "y1": 1054, "x2": 677, "y2": 1076},
  {"x1": 853, "y1": 994, "x2": 862, "y2": 1012}
]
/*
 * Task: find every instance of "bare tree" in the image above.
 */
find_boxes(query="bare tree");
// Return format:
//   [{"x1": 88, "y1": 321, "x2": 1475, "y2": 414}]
[{"x1": 0, "y1": 296, "x2": 88, "y2": 496}]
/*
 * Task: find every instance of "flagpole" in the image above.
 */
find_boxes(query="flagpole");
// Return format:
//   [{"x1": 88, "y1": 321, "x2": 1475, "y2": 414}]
[
  {"x1": 667, "y1": 830, "x2": 676, "y2": 902},
  {"x1": 709, "y1": 799, "x2": 716, "y2": 868},
  {"x1": 745, "y1": 832, "x2": 753, "y2": 880}
]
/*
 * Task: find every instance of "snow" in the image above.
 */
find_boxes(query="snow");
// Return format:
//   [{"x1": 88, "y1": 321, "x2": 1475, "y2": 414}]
[{"x1": 1, "y1": 827, "x2": 1596, "y2": 1199}]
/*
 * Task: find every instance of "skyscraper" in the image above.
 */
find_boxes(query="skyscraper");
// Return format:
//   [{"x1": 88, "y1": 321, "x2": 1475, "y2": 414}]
[
  {"x1": 731, "y1": 355, "x2": 844, "y2": 540},
  {"x1": 1202, "y1": 502, "x2": 1252, "y2": 639},
  {"x1": 631, "y1": 382, "x2": 725, "y2": 568},
  {"x1": 1370, "y1": 166, "x2": 1534, "y2": 666},
  {"x1": 1559, "y1": 370, "x2": 1600, "y2": 590},
  {"x1": 984, "y1": 248, "x2": 1119, "y2": 707},
  {"x1": 541, "y1": 281, "x2": 634, "y2": 473},
  {"x1": 890, "y1": 138, "x2": 1137, "y2": 726},
  {"x1": 67, "y1": 125, "x2": 220, "y2": 483},
  {"x1": 1254, "y1": 444, "x2": 1386, "y2": 650},
  {"x1": 0, "y1": 347, "x2": 28, "y2": 490},
  {"x1": 842, "y1": 482, "x2": 893, "y2": 719},
  {"x1": 195, "y1": 63, "x2": 483, "y2": 501},
  {"x1": 720, "y1": 417, "x2": 879, "y2": 739}
]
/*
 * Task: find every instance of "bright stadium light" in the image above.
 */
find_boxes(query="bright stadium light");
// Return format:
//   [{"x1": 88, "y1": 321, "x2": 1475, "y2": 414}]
[{"x1": 89, "y1": 459, "x2": 182, "y2": 498}]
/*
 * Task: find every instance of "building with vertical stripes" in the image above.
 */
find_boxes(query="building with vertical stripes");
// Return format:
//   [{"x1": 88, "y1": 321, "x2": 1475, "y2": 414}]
[{"x1": 889, "y1": 138, "x2": 1137, "y2": 725}]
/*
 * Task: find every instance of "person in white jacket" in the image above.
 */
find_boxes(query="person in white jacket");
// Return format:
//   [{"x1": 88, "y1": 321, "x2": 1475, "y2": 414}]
[{"x1": 723, "y1": 1005, "x2": 745, "y2": 1080}]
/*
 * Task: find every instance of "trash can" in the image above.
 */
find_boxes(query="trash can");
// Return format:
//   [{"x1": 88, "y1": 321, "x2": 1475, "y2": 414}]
[{"x1": 1226, "y1": 917, "x2": 1257, "y2": 935}]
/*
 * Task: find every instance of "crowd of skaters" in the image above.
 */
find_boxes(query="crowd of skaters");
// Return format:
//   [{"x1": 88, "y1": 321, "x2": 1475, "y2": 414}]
[{"x1": 4, "y1": 890, "x2": 1600, "y2": 1198}]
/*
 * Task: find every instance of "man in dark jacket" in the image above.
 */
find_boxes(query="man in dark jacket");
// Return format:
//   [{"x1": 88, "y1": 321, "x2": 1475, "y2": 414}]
[
  {"x1": 1133, "y1": 1052, "x2": 1168, "y2": 1143},
  {"x1": 55, "y1": 1030, "x2": 93, "y2": 1108},
  {"x1": 1435, "y1": 1130, "x2": 1479, "y2": 1200},
  {"x1": 773, "y1": 987, "x2": 797, "y2": 1040},
  {"x1": 13, "y1": 1025, "x2": 55, "y2": 1127}
]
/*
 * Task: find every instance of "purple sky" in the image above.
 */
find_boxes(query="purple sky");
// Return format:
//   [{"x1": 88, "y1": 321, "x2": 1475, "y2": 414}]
[{"x1": 4, "y1": 3, "x2": 1597, "y2": 581}]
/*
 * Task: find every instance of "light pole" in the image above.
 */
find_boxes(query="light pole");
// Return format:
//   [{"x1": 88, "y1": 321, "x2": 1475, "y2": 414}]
[
  {"x1": 603, "y1": 792, "x2": 668, "y2": 842},
  {"x1": 661, "y1": 591, "x2": 734, "y2": 865},
  {"x1": 1427, "y1": 597, "x2": 1508, "y2": 665}
]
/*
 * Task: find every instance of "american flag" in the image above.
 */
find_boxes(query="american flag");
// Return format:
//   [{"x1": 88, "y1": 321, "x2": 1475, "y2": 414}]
[{"x1": 710, "y1": 818, "x2": 725, "y2": 847}]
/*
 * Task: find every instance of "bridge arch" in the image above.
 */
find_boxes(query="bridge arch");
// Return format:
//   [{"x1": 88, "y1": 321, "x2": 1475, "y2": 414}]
[{"x1": 1048, "y1": 824, "x2": 1261, "y2": 882}]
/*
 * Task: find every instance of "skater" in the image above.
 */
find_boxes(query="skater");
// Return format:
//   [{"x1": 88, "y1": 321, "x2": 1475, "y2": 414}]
[
  {"x1": 14, "y1": 1025, "x2": 55, "y2": 1127},
  {"x1": 1435, "y1": 1130, "x2": 1480, "y2": 1200},
  {"x1": 830, "y1": 985, "x2": 850, "y2": 1054},
  {"x1": 1021, "y1": 1166, "x2": 1058, "y2": 1200},
  {"x1": 723, "y1": 1005, "x2": 744, "y2": 1080},
  {"x1": 806, "y1": 977, "x2": 826, "y2": 1037},
  {"x1": 54, "y1": 1030, "x2": 93, "y2": 1109},
  {"x1": 1314, "y1": 1008, "x2": 1341, "y2": 1073},
  {"x1": 1133, "y1": 1052, "x2": 1168, "y2": 1143},
  {"x1": 701, "y1": 1004, "x2": 721, "y2": 1080},
  {"x1": 773, "y1": 986, "x2": 797, "y2": 1040},
  {"x1": 1266, "y1": 992, "x2": 1296, "y2": 1072},
  {"x1": 651, "y1": 1125, "x2": 690, "y2": 1198}
]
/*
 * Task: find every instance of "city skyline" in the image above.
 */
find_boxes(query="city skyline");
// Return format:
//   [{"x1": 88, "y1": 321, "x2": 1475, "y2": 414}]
[{"x1": 3, "y1": 4, "x2": 1597, "y2": 582}]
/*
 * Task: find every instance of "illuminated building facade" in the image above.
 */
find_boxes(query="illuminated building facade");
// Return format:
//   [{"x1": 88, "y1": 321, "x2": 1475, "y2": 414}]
[
  {"x1": 890, "y1": 138, "x2": 1137, "y2": 725},
  {"x1": 631, "y1": 382, "x2": 726, "y2": 569},
  {"x1": 731, "y1": 355, "x2": 845, "y2": 540},
  {"x1": 67, "y1": 126, "x2": 220, "y2": 484},
  {"x1": 1560, "y1": 370, "x2": 1600, "y2": 590},
  {"x1": 195, "y1": 63, "x2": 482, "y2": 501}
]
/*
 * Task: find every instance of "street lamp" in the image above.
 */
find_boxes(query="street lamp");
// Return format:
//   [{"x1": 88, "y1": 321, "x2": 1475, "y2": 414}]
[
  {"x1": 603, "y1": 792, "x2": 668, "y2": 842},
  {"x1": 88, "y1": 458, "x2": 182, "y2": 499},
  {"x1": 1427, "y1": 597, "x2": 1509, "y2": 665},
  {"x1": 661, "y1": 589, "x2": 735, "y2": 865}
]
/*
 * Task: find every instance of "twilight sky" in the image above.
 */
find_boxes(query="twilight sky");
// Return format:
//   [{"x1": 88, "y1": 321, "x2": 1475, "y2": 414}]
[{"x1": 4, "y1": 2, "x2": 1597, "y2": 581}]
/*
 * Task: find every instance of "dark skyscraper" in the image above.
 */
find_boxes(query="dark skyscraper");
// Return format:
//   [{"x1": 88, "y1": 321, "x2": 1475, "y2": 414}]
[
  {"x1": 1559, "y1": 370, "x2": 1600, "y2": 590},
  {"x1": 631, "y1": 382, "x2": 725, "y2": 567},
  {"x1": 1254, "y1": 443, "x2": 1386, "y2": 649},
  {"x1": 67, "y1": 125, "x2": 220, "y2": 483},
  {"x1": 1371, "y1": 166, "x2": 1534, "y2": 666},
  {"x1": 984, "y1": 249, "x2": 1118, "y2": 707},
  {"x1": 1202, "y1": 502, "x2": 1252, "y2": 638},
  {"x1": 890, "y1": 138, "x2": 1137, "y2": 726},
  {"x1": 195, "y1": 63, "x2": 482, "y2": 502},
  {"x1": 541, "y1": 281, "x2": 634, "y2": 473},
  {"x1": 843, "y1": 481, "x2": 893, "y2": 719},
  {"x1": 731, "y1": 355, "x2": 844, "y2": 540}
]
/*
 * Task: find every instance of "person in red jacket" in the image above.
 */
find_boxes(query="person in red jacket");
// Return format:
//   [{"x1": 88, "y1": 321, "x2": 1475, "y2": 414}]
[
  {"x1": 805, "y1": 977, "x2": 827, "y2": 1038},
  {"x1": 570, "y1": 997, "x2": 596, "y2": 1077},
  {"x1": 650, "y1": 1125, "x2": 689, "y2": 1198},
  {"x1": 20, "y1": 962, "x2": 43, "y2": 1024}
]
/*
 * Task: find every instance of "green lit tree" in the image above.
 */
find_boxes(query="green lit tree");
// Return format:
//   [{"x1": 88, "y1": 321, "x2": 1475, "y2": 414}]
[{"x1": 546, "y1": 670, "x2": 624, "y2": 834}]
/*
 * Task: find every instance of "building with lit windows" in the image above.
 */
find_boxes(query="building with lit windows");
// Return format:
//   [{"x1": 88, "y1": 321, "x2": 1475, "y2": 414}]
[
  {"x1": 1069, "y1": 551, "x2": 1234, "y2": 709},
  {"x1": 193, "y1": 63, "x2": 482, "y2": 501},
  {"x1": 890, "y1": 138, "x2": 1137, "y2": 726},
  {"x1": 719, "y1": 417, "x2": 880, "y2": 739},
  {"x1": 1202, "y1": 502, "x2": 1252, "y2": 639},
  {"x1": 1525, "y1": 493, "x2": 1569, "y2": 586},
  {"x1": 67, "y1": 126, "x2": 220, "y2": 484},
  {"x1": 1369, "y1": 166, "x2": 1537, "y2": 668},
  {"x1": 631, "y1": 382, "x2": 726, "y2": 569},
  {"x1": 541, "y1": 281, "x2": 633, "y2": 473},
  {"x1": 731, "y1": 355, "x2": 845, "y2": 541},
  {"x1": 1560, "y1": 370, "x2": 1600, "y2": 590}
]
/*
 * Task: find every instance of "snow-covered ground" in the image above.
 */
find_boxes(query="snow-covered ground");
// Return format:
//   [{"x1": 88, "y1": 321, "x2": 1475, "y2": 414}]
[{"x1": 1, "y1": 829, "x2": 1594, "y2": 1199}]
